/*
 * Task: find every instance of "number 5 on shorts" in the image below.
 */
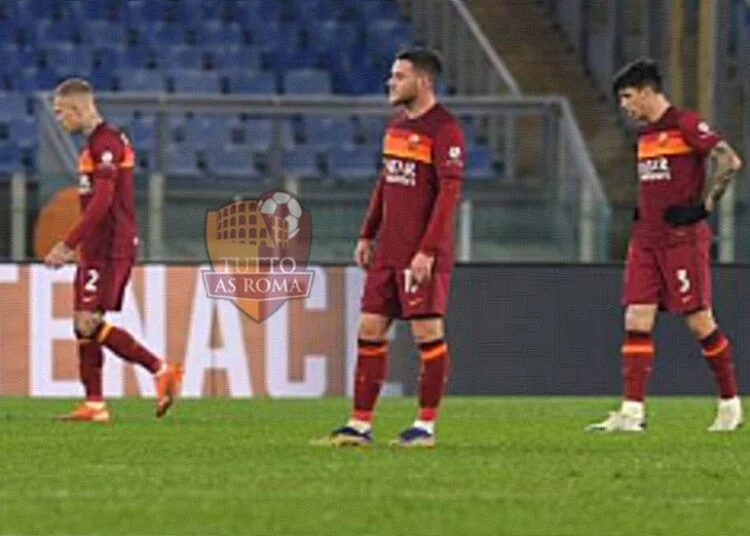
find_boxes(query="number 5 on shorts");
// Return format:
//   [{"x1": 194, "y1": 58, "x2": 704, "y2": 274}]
[
  {"x1": 676, "y1": 268, "x2": 691, "y2": 294},
  {"x1": 85, "y1": 269, "x2": 99, "y2": 293}
]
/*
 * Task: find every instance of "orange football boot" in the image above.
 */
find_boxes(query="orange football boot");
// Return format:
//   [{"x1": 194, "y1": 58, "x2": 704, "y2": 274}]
[
  {"x1": 55, "y1": 403, "x2": 112, "y2": 424},
  {"x1": 155, "y1": 363, "x2": 183, "y2": 418}
]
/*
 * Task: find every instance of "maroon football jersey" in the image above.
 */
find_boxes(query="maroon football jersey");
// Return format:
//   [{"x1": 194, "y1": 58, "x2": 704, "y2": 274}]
[
  {"x1": 360, "y1": 103, "x2": 465, "y2": 271},
  {"x1": 65, "y1": 122, "x2": 138, "y2": 260},
  {"x1": 632, "y1": 106, "x2": 722, "y2": 245}
]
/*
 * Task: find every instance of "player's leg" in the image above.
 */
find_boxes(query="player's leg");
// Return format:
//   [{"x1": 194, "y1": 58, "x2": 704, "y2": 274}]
[
  {"x1": 93, "y1": 259, "x2": 182, "y2": 417},
  {"x1": 588, "y1": 242, "x2": 659, "y2": 432},
  {"x1": 390, "y1": 270, "x2": 451, "y2": 447},
  {"x1": 313, "y1": 270, "x2": 397, "y2": 446},
  {"x1": 685, "y1": 310, "x2": 741, "y2": 431},
  {"x1": 56, "y1": 309, "x2": 111, "y2": 423},
  {"x1": 664, "y1": 238, "x2": 740, "y2": 430}
]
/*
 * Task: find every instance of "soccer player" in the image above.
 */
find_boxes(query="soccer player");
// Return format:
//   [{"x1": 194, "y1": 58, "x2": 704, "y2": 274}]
[
  {"x1": 44, "y1": 78, "x2": 182, "y2": 423},
  {"x1": 588, "y1": 59, "x2": 744, "y2": 432},
  {"x1": 315, "y1": 48, "x2": 464, "y2": 447}
]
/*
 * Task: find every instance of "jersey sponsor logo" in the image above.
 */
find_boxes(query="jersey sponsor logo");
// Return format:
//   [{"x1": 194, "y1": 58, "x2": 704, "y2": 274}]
[
  {"x1": 383, "y1": 157, "x2": 417, "y2": 187},
  {"x1": 383, "y1": 128, "x2": 433, "y2": 164},
  {"x1": 638, "y1": 156, "x2": 671, "y2": 182},
  {"x1": 638, "y1": 129, "x2": 693, "y2": 159}
]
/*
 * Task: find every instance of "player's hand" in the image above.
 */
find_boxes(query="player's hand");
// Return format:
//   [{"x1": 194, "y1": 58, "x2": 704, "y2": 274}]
[
  {"x1": 663, "y1": 204, "x2": 709, "y2": 226},
  {"x1": 44, "y1": 241, "x2": 74, "y2": 268},
  {"x1": 410, "y1": 251, "x2": 434, "y2": 284},
  {"x1": 354, "y1": 239, "x2": 373, "y2": 269}
]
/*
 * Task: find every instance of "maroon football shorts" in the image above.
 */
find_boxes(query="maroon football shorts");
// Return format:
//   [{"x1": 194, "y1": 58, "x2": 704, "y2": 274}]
[
  {"x1": 622, "y1": 238, "x2": 711, "y2": 314},
  {"x1": 361, "y1": 268, "x2": 452, "y2": 319},
  {"x1": 74, "y1": 258, "x2": 134, "y2": 312}
]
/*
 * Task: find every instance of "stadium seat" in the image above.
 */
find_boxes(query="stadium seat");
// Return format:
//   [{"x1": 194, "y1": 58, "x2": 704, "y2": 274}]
[
  {"x1": 0, "y1": 93, "x2": 29, "y2": 119},
  {"x1": 182, "y1": 116, "x2": 230, "y2": 148},
  {"x1": 33, "y1": 18, "x2": 80, "y2": 45},
  {"x1": 167, "y1": 69, "x2": 220, "y2": 93},
  {"x1": 357, "y1": 116, "x2": 388, "y2": 146},
  {"x1": 16, "y1": 68, "x2": 59, "y2": 93},
  {"x1": 10, "y1": 117, "x2": 36, "y2": 149},
  {"x1": 143, "y1": 22, "x2": 187, "y2": 48},
  {"x1": 117, "y1": 69, "x2": 165, "y2": 92},
  {"x1": 199, "y1": 21, "x2": 243, "y2": 46},
  {"x1": 283, "y1": 147, "x2": 321, "y2": 179},
  {"x1": 283, "y1": 69, "x2": 332, "y2": 95},
  {"x1": 166, "y1": 145, "x2": 202, "y2": 178},
  {"x1": 327, "y1": 146, "x2": 379, "y2": 181},
  {"x1": 209, "y1": 45, "x2": 262, "y2": 71},
  {"x1": 464, "y1": 148, "x2": 495, "y2": 181},
  {"x1": 206, "y1": 145, "x2": 261, "y2": 180},
  {"x1": 162, "y1": 46, "x2": 204, "y2": 70},
  {"x1": 223, "y1": 70, "x2": 275, "y2": 94},
  {"x1": 303, "y1": 117, "x2": 356, "y2": 149},
  {"x1": 129, "y1": 116, "x2": 157, "y2": 148},
  {"x1": 44, "y1": 44, "x2": 92, "y2": 75},
  {"x1": 84, "y1": 21, "x2": 127, "y2": 47},
  {"x1": 244, "y1": 119, "x2": 274, "y2": 151},
  {"x1": 0, "y1": 142, "x2": 23, "y2": 173}
]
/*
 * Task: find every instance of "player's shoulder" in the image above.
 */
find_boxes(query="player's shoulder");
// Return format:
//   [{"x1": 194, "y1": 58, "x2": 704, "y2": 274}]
[
  {"x1": 672, "y1": 107, "x2": 704, "y2": 130},
  {"x1": 432, "y1": 103, "x2": 460, "y2": 127},
  {"x1": 89, "y1": 121, "x2": 125, "y2": 147}
]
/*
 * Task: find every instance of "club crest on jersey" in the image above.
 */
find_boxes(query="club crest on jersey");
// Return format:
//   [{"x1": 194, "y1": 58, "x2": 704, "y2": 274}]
[
  {"x1": 407, "y1": 134, "x2": 420, "y2": 148},
  {"x1": 657, "y1": 132, "x2": 669, "y2": 146},
  {"x1": 78, "y1": 174, "x2": 92, "y2": 194}
]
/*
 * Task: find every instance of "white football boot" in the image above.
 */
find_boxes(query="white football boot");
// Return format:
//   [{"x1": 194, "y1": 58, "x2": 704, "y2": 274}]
[
  {"x1": 708, "y1": 396, "x2": 743, "y2": 432},
  {"x1": 586, "y1": 401, "x2": 645, "y2": 432}
]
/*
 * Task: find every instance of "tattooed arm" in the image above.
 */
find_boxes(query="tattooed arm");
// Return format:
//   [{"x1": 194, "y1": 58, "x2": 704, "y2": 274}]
[{"x1": 704, "y1": 141, "x2": 743, "y2": 213}]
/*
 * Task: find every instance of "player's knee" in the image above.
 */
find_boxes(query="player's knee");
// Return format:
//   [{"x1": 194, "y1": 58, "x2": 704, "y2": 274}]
[
  {"x1": 357, "y1": 315, "x2": 390, "y2": 341},
  {"x1": 684, "y1": 308, "x2": 716, "y2": 339},
  {"x1": 410, "y1": 317, "x2": 444, "y2": 343},
  {"x1": 624, "y1": 305, "x2": 656, "y2": 332},
  {"x1": 73, "y1": 311, "x2": 104, "y2": 338}
]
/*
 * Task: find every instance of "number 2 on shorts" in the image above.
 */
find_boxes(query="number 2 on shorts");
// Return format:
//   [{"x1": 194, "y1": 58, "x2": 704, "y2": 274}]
[{"x1": 85, "y1": 269, "x2": 99, "y2": 293}]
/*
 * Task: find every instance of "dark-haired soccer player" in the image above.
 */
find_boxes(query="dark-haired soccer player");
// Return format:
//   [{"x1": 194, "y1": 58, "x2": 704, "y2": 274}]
[
  {"x1": 315, "y1": 48, "x2": 464, "y2": 447},
  {"x1": 44, "y1": 78, "x2": 182, "y2": 423},
  {"x1": 588, "y1": 59, "x2": 744, "y2": 432}
]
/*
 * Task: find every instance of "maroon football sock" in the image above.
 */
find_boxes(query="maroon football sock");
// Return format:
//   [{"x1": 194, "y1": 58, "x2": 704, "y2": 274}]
[
  {"x1": 77, "y1": 337, "x2": 104, "y2": 402},
  {"x1": 97, "y1": 324, "x2": 162, "y2": 374},
  {"x1": 351, "y1": 339, "x2": 388, "y2": 422},
  {"x1": 700, "y1": 329, "x2": 738, "y2": 399},
  {"x1": 621, "y1": 331, "x2": 654, "y2": 402},
  {"x1": 417, "y1": 339, "x2": 449, "y2": 421}
]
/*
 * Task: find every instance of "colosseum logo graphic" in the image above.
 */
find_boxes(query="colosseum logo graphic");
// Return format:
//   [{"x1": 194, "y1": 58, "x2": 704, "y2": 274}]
[{"x1": 203, "y1": 190, "x2": 314, "y2": 322}]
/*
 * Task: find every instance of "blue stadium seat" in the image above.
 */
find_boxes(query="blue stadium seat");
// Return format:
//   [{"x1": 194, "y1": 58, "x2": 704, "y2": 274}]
[
  {"x1": 234, "y1": 0, "x2": 279, "y2": 27},
  {"x1": 303, "y1": 117, "x2": 356, "y2": 149},
  {"x1": 367, "y1": 19, "x2": 412, "y2": 60},
  {"x1": 80, "y1": 0, "x2": 121, "y2": 21},
  {"x1": 117, "y1": 46, "x2": 151, "y2": 69},
  {"x1": 267, "y1": 47, "x2": 316, "y2": 74},
  {"x1": 283, "y1": 147, "x2": 321, "y2": 179},
  {"x1": 167, "y1": 69, "x2": 220, "y2": 93},
  {"x1": 206, "y1": 145, "x2": 261, "y2": 180},
  {"x1": 33, "y1": 18, "x2": 80, "y2": 45},
  {"x1": 129, "y1": 116, "x2": 156, "y2": 148},
  {"x1": 10, "y1": 117, "x2": 36, "y2": 149},
  {"x1": 162, "y1": 46, "x2": 204, "y2": 70},
  {"x1": 167, "y1": 145, "x2": 202, "y2": 178},
  {"x1": 183, "y1": 116, "x2": 230, "y2": 148},
  {"x1": 27, "y1": 0, "x2": 66, "y2": 21},
  {"x1": 357, "y1": 116, "x2": 388, "y2": 145},
  {"x1": 44, "y1": 44, "x2": 92, "y2": 75},
  {"x1": 142, "y1": 22, "x2": 187, "y2": 47},
  {"x1": 16, "y1": 67, "x2": 59, "y2": 92},
  {"x1": 327, "y1": 146, "x2": 379, "y2": 181},
  {"x1": 84, "y1": 21, "x2": 127, "y2": 47},
  {"x1": 309, "y1": 20, "x2": 359, "y2": 56},
  {"x1": 464, "y1": 148, "x2": 495, "y2": 181},
  {"x1": 0, "y1": 142, "x2": 23, "y2": 173},
  {"x1": 199, "y1": 21, "x2": 243, "y2": 46},
  {"x1": 288, "y1": 0, "x2": 334, "y2": 22},
  {"x1": 359, "y1": 0, "x2": 401, "y2": 21},
  {"x1": 92, "y1": 46, "x2": 124, "y2": 70},
  {"x1": 209, "y1": 45, "x2": 261, "y2": 71},
  {"x1": 0, "y1": 45, "x2": 34, "y2": 76},
  {"x1": 244, "y1": 119, "x2": 274, "y2": 151},
  {"x1": 459, "y1": 117, "x2": 481, "y2": 146},
  {"x1": 223, "y1": 70, "x2": 275, "y2": 94},
  {"x1": 283, "y1": 69, "x2": 331, "y2": 95},
  {"x1": 0, "y1": 21, "x2": 20, "y2": 44},
  {"x1": 117, "y1": 69, "x2": 165, "y2": 92},
  {"x1": 90, "y1": 69, "x2": 117, "y2": 91}
]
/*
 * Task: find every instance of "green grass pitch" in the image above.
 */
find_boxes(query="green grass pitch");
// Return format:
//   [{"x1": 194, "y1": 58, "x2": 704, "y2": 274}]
[{"x1": 1, "y1": 397, "x2": 748, "y2": 536}]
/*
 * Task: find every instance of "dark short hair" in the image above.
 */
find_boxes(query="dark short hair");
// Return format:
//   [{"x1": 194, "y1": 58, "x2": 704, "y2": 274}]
[
  {"x1": 612, "y1": 59, "x2": 662, "y2": 95},
  {"x1": 395, "y1": 47, "x2": 443, "y2": 79}
]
